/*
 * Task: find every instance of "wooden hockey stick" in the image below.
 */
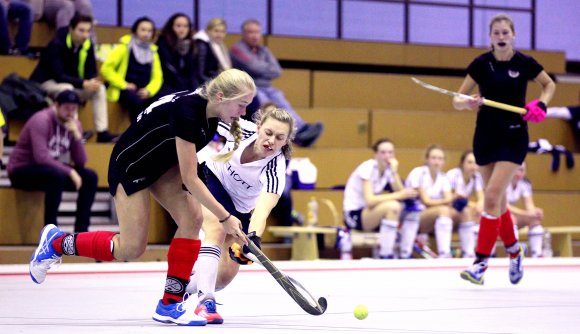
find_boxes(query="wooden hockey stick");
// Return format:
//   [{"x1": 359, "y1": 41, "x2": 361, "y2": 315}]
[
  {"x1": 244, "y1": 235, "x2": 328, "y2": 316},
  {"x1": 411, "y1": 77, "x2": 527, "y2": 115}
]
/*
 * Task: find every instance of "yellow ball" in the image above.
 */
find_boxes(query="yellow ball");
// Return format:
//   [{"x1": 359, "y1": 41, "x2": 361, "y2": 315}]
[{"x1": 353, "y1": 304, "x2": 368, "y2": 320}]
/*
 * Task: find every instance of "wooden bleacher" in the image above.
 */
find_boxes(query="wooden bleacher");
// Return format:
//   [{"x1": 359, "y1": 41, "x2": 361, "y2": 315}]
[
  {"x1": 266, "y1": 36, "x2": 566, "y2": 74},
  {"x1": 2, "y1": 22, "x2": 578, "y2": 260}
]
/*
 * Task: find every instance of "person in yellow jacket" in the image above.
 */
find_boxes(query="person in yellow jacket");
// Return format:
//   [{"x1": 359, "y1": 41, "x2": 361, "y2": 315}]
[
  {"x1": 100, "y1": 16, "x2": 168, "y2": 121},
  {"x1": 0, "y1": 108, "x2": 5, "y2": 170}
]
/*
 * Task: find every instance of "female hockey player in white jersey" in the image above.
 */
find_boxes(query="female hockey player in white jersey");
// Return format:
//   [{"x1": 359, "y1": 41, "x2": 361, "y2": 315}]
[
  {"x1": 446, "y1": 150, "x2": 484, "y2": 258},
  {"x1": 186, "y1": 106, "x2": 295, "y2": 324}
]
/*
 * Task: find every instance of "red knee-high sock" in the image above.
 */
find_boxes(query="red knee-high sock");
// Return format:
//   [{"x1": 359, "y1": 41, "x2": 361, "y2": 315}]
[
  {"x1": 52, "y1": 231, "x2": 117, "y2": 261},
  {"x1": 162, "y1": 238, "x2": 201, "y2": 305},
  {"x1": 499, "y1": 210, "x2": 520, "y2": 257},
  {"x1": 475, "y1": 214, "x2": 500, "y2": 257}
]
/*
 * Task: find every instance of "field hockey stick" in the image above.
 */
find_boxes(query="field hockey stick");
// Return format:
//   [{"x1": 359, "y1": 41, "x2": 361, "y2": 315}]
[
  {"x1": 243, "y1": 234, "x2": 328, "y2": 316},
  {"x1": 411, "y1": 77, "x2": 527, "y2": 115}
]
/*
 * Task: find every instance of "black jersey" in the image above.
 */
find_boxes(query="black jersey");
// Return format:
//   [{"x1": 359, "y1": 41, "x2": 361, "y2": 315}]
[
  {"x1": 468, "y1": 51, "x2": 542, "y2": 166},
  {"x1": 468, "y1": 51, "x2": 543, "y2": 130},
  {"x1": 108, "y1": 89, "x2": 218, "y2": 195}
]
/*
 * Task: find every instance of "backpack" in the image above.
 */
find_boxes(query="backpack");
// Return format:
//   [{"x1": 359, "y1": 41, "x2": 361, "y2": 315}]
[{"x1": 0, "y1": 73, "x2": 49, "y2": 120}]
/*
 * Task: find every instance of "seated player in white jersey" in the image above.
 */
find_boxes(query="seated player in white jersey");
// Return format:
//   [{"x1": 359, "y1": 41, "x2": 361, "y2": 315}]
[
  {"x1": 185, "y1": 107, "x2": 295, "y2": 324},
  {"x1": 447, "y1": 150, "x2": 484, "y2": 258},
  {"x1": 506, "y1": 162, "x2": 545, "y2": 257},
  {"x1": 342, "y1": 138, "x2": 417, "y2": 259},
  {"x1": 400, "y1": 145, "x2": 453, "y2": 258}
]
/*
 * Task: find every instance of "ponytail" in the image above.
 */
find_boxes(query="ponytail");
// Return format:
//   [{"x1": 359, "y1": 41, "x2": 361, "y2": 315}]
[{"x1": 213, "y1": 119, "x2": 243, "y2": 162}]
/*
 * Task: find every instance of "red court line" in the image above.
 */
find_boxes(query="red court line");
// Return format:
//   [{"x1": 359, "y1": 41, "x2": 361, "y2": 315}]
[{"x1": 2, "y1": 263, "x2": 579, "y2": 278}]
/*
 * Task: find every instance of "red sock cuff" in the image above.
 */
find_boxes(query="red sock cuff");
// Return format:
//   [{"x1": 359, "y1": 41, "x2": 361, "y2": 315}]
[
  {"x1": 162, "y1": 238, "x2": 201, "y2": 304},
  {"x1": 476, "y1": 215, "x2": 500, "y2": 256},
  {"x1": 166, "y1": 238, "x2": 201, "y2": 281},
  {"x1": 52, "y1": 234, "x2": 66, "y2": 255},
  {"x1": 75, "y1": 231, "x2": 117, "y2": 261},
  {"x1": 499, "y1": 209, "x2": 518, "y2": 247}
]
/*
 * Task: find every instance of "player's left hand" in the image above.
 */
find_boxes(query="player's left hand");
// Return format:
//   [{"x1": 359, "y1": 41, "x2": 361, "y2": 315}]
[
  {"x1": 229, "y1": 231, "x2": 261, "y2": 265},
  {"x1": 523, "y1": 99, "x2": 547, "y2": 123}
]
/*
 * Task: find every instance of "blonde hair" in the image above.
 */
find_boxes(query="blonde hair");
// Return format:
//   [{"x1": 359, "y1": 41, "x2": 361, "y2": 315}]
[
  {"x1": 199, "y1": 68, "x2": 256, "y2": 103},
  {"x1": 204, "y1": 69, "x2": 256, "y2": 162},
  {"x1": 213, "y1": 119, "x2": 242, "y2": 162},
  {"x1": 253, "y1": 107, "x2": 296, "y2": 160},
  {"x1": 489, "y1": 13, "x2": 515, "y2": 35},
  {"x1": 206, "y1": 17, "x2": 227, "y2": 31}
]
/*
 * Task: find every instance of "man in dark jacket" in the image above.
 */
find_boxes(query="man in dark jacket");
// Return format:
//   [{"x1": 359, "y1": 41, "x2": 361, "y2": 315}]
[{"x1": 30, "y1": 14, "x2": 117, "y2": 142}]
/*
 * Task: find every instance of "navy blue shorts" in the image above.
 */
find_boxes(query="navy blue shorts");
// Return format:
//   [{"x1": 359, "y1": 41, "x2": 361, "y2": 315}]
[
  {"x1": 204, "y1": 166, "x2": 253, "y2": 233},
  {"x1": 343, "y1": 209, "x2": 363, "y2": 231}
]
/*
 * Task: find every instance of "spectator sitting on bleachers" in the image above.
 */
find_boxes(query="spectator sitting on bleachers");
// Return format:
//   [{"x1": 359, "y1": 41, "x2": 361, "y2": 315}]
[
  {"x1": 342, "y1": 138, "x2": 418, "y2": 259},
  {"x1": 100, "y1": 16, "x2": 169, "y2": 122},
  {"x1": 400, "y1": 145, "x2": 453, "y2": 258},
  {"x1": 28, "y1": 0, "x2": 93, "y2": 30},
  {"x1": 29, "y1": 14, "x2": 117, "y2": 142},
  {"x1": 156, "y1": 13, "x2": 197, "y2": 92},
  {"x1": 0, "y1": 0, "x2": 33, "y2": 55},
  {"x1": 447, "y1": 150, "x2": 484, "y2": 258},
  {"x1": 506, "y1": 162, "x2": 545, "y2": 258},
  {"x1": 230, "y1": 19, "x2": 323, "y2": 148},
  {"x1": 193, "y1": 17, "x2": 231, "y2": 87},
  {"x1": 7, "y1": 90, "x2": 98, "y2": 233}
]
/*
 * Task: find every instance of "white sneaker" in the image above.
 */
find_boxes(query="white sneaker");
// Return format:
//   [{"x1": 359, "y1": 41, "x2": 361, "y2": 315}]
[
  {"x1": 460, "y1": 262, "x2": 488, "y2": 285},
  {"x1": 509, "y1": 245, "x2": 524, "y2": 284},
  {"x1": 152, "y1": 294, "x2": 207, "y2": 326}
]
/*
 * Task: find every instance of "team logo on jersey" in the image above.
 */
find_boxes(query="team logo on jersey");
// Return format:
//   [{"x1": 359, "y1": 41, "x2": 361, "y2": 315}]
[{"x1": 508, "y1": 70, "x2": 520, "y2": 78}]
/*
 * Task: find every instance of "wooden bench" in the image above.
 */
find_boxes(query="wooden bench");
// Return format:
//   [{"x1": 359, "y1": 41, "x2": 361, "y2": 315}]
[
  {"x1": 268, "y1": 226, "x2": 336, "y2": 260},
  {"x1": 0, "y1": 188, "x2": 44, "y2": 245},
  {"x1": 285, "y1": 190, "x2": 580, "y2": 257},
  {"x1": 540, "y1": 226, "x2": 580, "y2": 257}
]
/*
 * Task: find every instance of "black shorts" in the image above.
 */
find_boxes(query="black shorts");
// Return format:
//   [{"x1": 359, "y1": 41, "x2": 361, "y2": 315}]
[
  {"x1": 204, "y1": 166, "x2": 253, "y2": 233},
  {"x1": 473, "y1": 124, "x2": 528, "y2": 166},
  {"x1": 344, "y1": 209, "x2": 381, "y2": 232}
]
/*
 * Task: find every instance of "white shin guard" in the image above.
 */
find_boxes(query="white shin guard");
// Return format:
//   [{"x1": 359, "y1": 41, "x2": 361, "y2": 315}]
[
  {"x1": 528, "y1": 225, "x2": 544, "y2": 257},
  {"x1": 458, "y1": 221, "x2": 476, "y2": 258},
  {"x1": 187, "y1": 244, "x2": 221, "y2": 302},
  {"x1": 399, "y1": 212, "x2": 420, "y2": 258},
  {"x1": 434, "y1": 216, "x2": 453, "y2": 257},
  {"x1": 379, "y1": 219, "x2": 399, "y2": 257}
]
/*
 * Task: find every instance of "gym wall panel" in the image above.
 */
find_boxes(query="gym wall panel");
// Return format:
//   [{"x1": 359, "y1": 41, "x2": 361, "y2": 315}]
[
  {"x1": 295, "y1": 108, "x2": 370, "y2": 148},
  {"x1": 272, "y1": 69, "x2": 311, "y2": 109}
]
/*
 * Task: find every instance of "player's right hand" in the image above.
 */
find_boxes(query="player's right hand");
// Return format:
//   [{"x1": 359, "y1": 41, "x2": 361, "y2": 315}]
[
  {"x1": 222, "y1": 215, "x2": 247, "y2": 245},
  {"x1": 229, "y1": 232, "x2": 261, "y2": 265}
]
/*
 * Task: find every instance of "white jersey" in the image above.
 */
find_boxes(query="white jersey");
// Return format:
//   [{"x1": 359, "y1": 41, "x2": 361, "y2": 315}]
[
  {"x1": 405, "y1": 166, "x2": 451, "y2": 209},
  {"x1": 506, "y1": 179, "x2": 532, "y2": 205},
  {"x1": 204, "y1": 119, "x2": 286, "y2": 213},
  {"x1": 343, "y1": 159, "x2": 395, "y2": 211},
  {"x1": 446, "y1": 167, "x2": 484, "y2": 198}
]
